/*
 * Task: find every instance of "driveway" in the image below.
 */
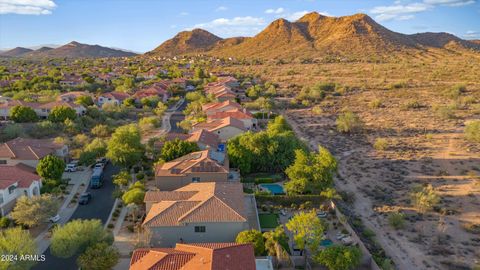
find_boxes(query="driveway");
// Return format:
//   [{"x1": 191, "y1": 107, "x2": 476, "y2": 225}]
[
  {"x1": 33, "y1": 163, "x2": 120, "y2": 270},
  {"x1": 168, "y1": 99, "x2": 188, "y2": 133}
]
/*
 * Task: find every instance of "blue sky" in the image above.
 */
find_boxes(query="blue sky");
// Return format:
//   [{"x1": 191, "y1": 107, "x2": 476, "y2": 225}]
[{"x1": 1, "y1": 0, "x2": 479, "y2": 52}]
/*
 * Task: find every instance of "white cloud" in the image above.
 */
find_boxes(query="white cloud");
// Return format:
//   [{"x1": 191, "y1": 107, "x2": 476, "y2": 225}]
[
  {"x1": 216, "y1": 6, "x2": 227, "y2": 12},
  {"x1": 370, "y1": 2, "x2": 431, "y2": 21},
  {"x1": 423, "y1": 0, "x2": 475, "y2": 6},
  {"x1": 179, "y1": 11, "x2": 189, "y2": 16},
  {"x1": 265, "y1": 7, "x2": 284, "y2": 14},
  {"x1": 464, "y1": 30, "x2": 480, "y2": 38},
  {"x1": 0, "y1": 0, "x2": 56, "y2": 15},
  {"x1": 285, "y1": 10, "x2": 310, "y2": 20},
  {"x1": 193, "y1": 16, "x2": 266, "y2": 37}
]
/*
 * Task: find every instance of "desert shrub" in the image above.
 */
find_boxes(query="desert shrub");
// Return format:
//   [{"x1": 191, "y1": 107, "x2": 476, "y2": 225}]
[
  {"x1": 401, "y1": 100, "x2": 422, "y2": 110},
  {"x1": 465, "y1": 120, "x2": 480, "y2": 143},
  {"x1": 389, "y1": 81, "x2": 408, "y2": 89},
  {"x1": 444, "y1": 84, "x2": 466, "y2": 99},
  {"x1": 410, "y1": 184, "x2": 440, "y2": 213},
  {"x1": 373, "y1": 138, "x2": 388, "y2": 151},
  {"x1": 0, "y1": 217, "x2": 11, "y2": 228},
  {"x1": 462, "y1": 223, "x2": 480, "y2": 234},
  {"x1": 388, "y1": 212, "x2": 406, "y2": 230},
  {"x1": 369, "y1": 99, "x2": 383, "y2": 109},
  {"x1": 434, "y1": 105, "x2": 456, "y2": 119},
  {"x1": 336, "y1": 111, "x2": 363, "y2": 133}
]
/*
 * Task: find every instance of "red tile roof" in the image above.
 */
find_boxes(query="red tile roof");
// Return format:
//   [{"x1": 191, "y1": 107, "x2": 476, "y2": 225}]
[
  {"x1": 143, "y1": 182, "x2": 246, "y2": 227},
  {"x1": 155, "y1": 150, "x2": 228, "y2": 177},
  {"x1": 130, "y1": 243, "x2": 255, "y2": 270},
  {"x1": 0, "y1": 138, "x2": 64, "y2": 160},
  {"x1": 192, "y1": 117, "x2": 247, "y2": 133},
  {"x1": 0, "y1": 164, "x2": 41, "y2": 189},
  {"x1": 187, "y1": 130, "x2": 220, "y2": 149}
]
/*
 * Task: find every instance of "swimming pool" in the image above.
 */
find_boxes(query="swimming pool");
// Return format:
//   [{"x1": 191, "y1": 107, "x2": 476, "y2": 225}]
[
  {"x1": 320, "y1": 239, "x2": 333, "y2": 247},
  {"x1": 259, "y1": 183, "x2": 285, "y2": 195}
]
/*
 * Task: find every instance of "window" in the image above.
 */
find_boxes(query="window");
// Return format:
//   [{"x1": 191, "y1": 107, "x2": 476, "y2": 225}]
[
  {"x1": 194, "y1": 226, "x2": 206, "y2": 233},
  {"x1": 8, "y1": 185, "x2": 16, "y2": 194},
  {"x1": 0, "y1": 160, "x2": 6, "y2": 165},
  {"x1": 192, "y1": 177, "x2": 200, "y2": 183}
]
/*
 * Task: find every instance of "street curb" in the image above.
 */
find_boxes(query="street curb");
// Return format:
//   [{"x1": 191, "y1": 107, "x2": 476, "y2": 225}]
[{"x1": 105, "y1": 198, "x2": 120, "y2": 229}]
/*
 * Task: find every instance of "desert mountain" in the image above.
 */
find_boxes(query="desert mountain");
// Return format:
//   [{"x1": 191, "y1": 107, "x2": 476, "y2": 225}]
[
  {"x1": 0, "y1": 47, "x2": 34, "y2": 57},
  {"x1": 148, "y1": 12, "x2": 480, "y2": 59},
  {"x1": 149, "y1": 29, "x2": 222, "y2": 56},
  {"x1": 4, "y1": 41, "x2": 136, "y2": 58}
]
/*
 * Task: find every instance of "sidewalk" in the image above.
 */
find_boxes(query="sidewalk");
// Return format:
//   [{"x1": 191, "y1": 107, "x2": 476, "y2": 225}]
[{"x1": 35, "y1": 169, "x2": 92, "y2": 254}]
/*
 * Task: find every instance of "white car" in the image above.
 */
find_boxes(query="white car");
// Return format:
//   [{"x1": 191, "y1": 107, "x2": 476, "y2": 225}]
[
  {"x1": 49, "y1": 214, "x2": 60, "y2": 223},
  {"x1": 93, "y1": 163, "x2": 105, "y2": 170},
  {"x1": 64, "y1": 163, "x2": 77, "y2": 172},
  {"x1": 317, "y1": 211, "x2": 328, "y2": 218},
  {"x1": 336, "y1": 232, "x2": 349, "y2": 240},
  {"x1": 341, "y1": 236, "x2": 354, "y2": 245}
]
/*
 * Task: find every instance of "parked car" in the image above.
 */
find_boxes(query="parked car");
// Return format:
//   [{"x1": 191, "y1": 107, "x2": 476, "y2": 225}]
[
  {"x1": 336, "y1": 232, "x2": 349, "y2": 240},
  {"x1": 96, "y1": 157, "x2": 108, "y2": 165},
  {"x1": 341, "y1": 236, "x2": 354, "y2": 245},
  {"x1": 317, "y1": 211, "x2": 328, "y2": 218},
  {"x1": 49, "y1": 214, "x2": 60, "y2": 223},
  {"x1": 64, "y1": 163, "x2": 78, "y2": 172},
  {"x1": 280, "y1": 209, "x2": 287, "y2": 216},
  {"x1": 93, "y1": 163, "x2": 105, "y2": 170},
  {"x1": 79, "y1": 192, "x2": 92, "y2": 205}
]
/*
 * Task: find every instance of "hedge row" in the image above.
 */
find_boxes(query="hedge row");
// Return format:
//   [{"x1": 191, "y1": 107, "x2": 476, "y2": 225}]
[{"x1": 255, "y1": 194, "x2": 327, "y2": 207}]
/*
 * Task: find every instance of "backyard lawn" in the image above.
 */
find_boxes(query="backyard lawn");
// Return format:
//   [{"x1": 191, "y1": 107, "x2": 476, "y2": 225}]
[
  {"x1": 243, "y1": 173, "x2": 283, "y2": 184},
  {"x1": 259, "y1": 213, "x2": 280, "y2": 229}
]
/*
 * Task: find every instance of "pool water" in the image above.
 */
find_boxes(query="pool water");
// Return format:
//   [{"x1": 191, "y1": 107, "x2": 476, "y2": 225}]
[
  {"x1": 320, "y1": 239, "x2": 333, "y2": 247},
  {"x1": 259, "y1": 183, "x2": 285, "y2": 195}
]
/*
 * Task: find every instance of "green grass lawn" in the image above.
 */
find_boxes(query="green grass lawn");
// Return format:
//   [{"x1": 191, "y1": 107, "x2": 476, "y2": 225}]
[
  {"x1": 242, "y1": 173, "x2": 283, "y2": 184},
  {"x1": 259, "y1": 213, "x2": 279, "y2": 228}
]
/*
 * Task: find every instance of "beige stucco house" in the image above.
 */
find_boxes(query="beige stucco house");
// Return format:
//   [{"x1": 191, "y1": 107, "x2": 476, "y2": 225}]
[
  {"x1": 154, "y1": 150, "x2": 229, "y2": 191},
  {"x1": 0, "y1": 138, "x2": 68, "y2": 168},
  {"x1": 143, "y1": 182, "x2": 249, "y2": 247}
]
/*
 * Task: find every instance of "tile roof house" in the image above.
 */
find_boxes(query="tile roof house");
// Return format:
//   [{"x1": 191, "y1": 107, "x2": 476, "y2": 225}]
[
  {"x1": 153, "y1": 133, "x2": 191, "y2": 152},
  {"x1": 133, "y1": 85, "x2": 169, "y2": 103},
  {"x1": 143, "y1": 182, "x2": 249, "y2": 247},
  {"x1": 0, "y1": 100, "x2": 39, "y2": 120},
  {"x1": 35, "y1": 101, "x2": 87, "y2": 119},
  {"x1": 191, "y1": 117, "x2": 247, "y2": 142},
  {"x1": 0, "y1": 138, "x2": 68, "y2": 168},
  {"x1": 154, "y1": 150, "x2": 229, "y2": 191},
  {"x1": 56, "y1": 91, "x2": 93, "y2": 103},
  {"x1": 0, "y1": 163, "x2": 41, "y2": 216},
  {"x1": 207, "y1": 109, "x2": 257, "y2": 130},
  {"x1": 202, "y1": 100, "x2": 243, "y2": 116},
  {"x1": 186, "y1": 129, "x2": 221, "y2": 150},
  {"x1": 129, "y1": 243, "x2": 255, "y2": 270},
  {"x1": 97, "y1": 91, "x2": 131, "y2": 107}
]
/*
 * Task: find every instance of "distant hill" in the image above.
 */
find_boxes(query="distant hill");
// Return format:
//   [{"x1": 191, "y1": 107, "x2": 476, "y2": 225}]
[
  {"x1": 147, "y1": 12, "x2": 480, "y2": 59},
  {"x1": 148, "y1": 29, "x2": 222, "y2": 56},
  {"x1": 0, "y1": 47, "x2": 33, "y2": 57},
  {"x1": 3, "y1": 41, "x2": 136, "y2": 58}
]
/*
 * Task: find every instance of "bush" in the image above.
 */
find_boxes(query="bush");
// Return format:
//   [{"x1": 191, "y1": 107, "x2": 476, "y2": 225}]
[
  {"x1": 369, "y1": 99, "x2": 383, "y2": 109},
  {"x1": 127, "y1": 225, "x2": 134, "y2": 233},
  {"x1": 401, "y1": 100, "x2": 422, "y2": 110},
  {"x1": 389, "y1": 81, "x2": 408, "y2": 89},
  {"x1": 107, "y1": 224, "x2": 114, "y2": 229},
  {"x1": 388, "y1": 212, "x2": 406, "y2": 230},
  {"x1": 255, "y1": 178, "x2": 276, "y2": 184},
  {"x1": 462, "y1": 223, "x2": 480, "y2": 234},
  {"x1": 444, "y1": 84, "x2": 466, "y2": 99},
  {"x1": 336, "y1": 111, "x2": 363, "y2": 133},
  {"x1": 0, "y1": 217, "x2": 11, "y2": 228},
  {"x1": 136, "y1": 172, "x2": 145, "y2": 180},
  {"x1": 373, "y1": 138, "x2": 388, "y2": 151},
  {"x1": 434, "y1": 105, "x2": 456, "y2": 119},
  {"x1": 465, "y1": 120, "x2": 480, "y2": 143},
  {"x1": 255, "y1": 194, "x2": 326, "y2": 207}
]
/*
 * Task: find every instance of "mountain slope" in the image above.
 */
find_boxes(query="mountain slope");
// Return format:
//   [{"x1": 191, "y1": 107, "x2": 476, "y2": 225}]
[
  {"x1": 0, "y1": 47, "x2": 33, "y2": 57},
  {"x1": 19, "y1": 41, "x2": 137, "y2": 58},
  {"x1": 149, "y1": 29, "x2": 222, "y2": 56},
  {"x1": 148, "y1": 12, "x2": 480, "y2": 59}
]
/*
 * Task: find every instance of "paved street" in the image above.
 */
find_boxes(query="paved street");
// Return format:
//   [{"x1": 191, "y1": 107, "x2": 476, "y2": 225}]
[
  {"x1": 33, "y1": 163, "x2": 119, "y2": 270},
  {"x1": 168, "y1": 99, "x2": 187, "y2": 133}
]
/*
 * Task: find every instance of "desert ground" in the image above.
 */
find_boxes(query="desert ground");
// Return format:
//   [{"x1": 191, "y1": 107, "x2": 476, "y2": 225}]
[{"x1": 222, "y1": 51, "x2": 480, "y2": 269}]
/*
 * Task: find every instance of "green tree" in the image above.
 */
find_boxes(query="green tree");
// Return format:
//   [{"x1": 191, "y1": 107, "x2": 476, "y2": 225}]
[
  {"x1": 11, "y1": 194, "x2": 60, "y2": 228},
  {"x1": 263, "y1": 226, "x2": 290, "y2": 259},
  {"x1": 9, "y1": 105, "x2": 38, "y2": 123},
  {"x1": 113, "y1": 170, "x2": 132, "y2": 189},
  {"x1": 80, "y1": 138, "x2": 108, "y2": 165},
  {"x1": 75, "y1": 96, "x2": 94, "y2": 107},
  {"x1": 48, "y1": 105, "x2": 77, "y2": 122},
  {"x1": 235, "y1": 229, "x2": 265, "y2": 256},
  {"x1": 160, "y1": 138, "x2": 200, "y2": 162},
  {"x1": 3, "y1": 124, "x2": 24, "y2": 140},
  {"x1": 410, "y1": 184, "x2": 440, "y2": 213},
  {"x1": 286, "y1": 210, "x2": 326, "y2": 264},
  {"x1": 284, "y1": 146, "x2": 337, "y2": 194},
  {"x1": 106, "y1": 124, "x2": 144, "y2": 168},
  {"x1": 51, "y1": 219, "x2": 113, "y2": 258},
  {"x1": 36, "y1": 155, "x2": 65, "y2": 182},
  {"x1": 465, "y1": 120, "x2": 480, "y2": 143},
  {"x1": 122, "y1": 182, "x2": 145, "y2": 206},
  {"x1": 154, "y1": 102, "x2": 168, "y2": 117},
  {"x1": 0, "y1": 227, "x2": 37, "y2": 270},
  {"x1": 77, "y1": 242, "x2": 119, "y2": 270},
  {"x1": 314, "y1": 245, "x2": 361, "y2": 270},
  {"x1": 336, "y1": 111, "x2": 363, "y2": 133}
]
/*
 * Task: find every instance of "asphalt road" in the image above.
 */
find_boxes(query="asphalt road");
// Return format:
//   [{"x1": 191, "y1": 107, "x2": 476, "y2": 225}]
[
  {"x1": 33, "y1": 163, "x2": 119, "y2": 270},
  {"x1": 168, "y1": 99, "x2": 188, "y2": 133}
]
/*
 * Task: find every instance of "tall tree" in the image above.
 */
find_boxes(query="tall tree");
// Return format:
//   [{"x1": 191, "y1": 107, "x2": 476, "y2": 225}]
[
  {"x1": 106, "y1": 124, "x2": 144, "y2": 168},
  {"x1": 286, "y1": 210, "x2": 326, "y2": 265},
  {"x1": 235, "y1": 230, "x2": 265, "y2": 256},
  {"x1": 9, "y1": 105, "x2": 38, "y2": 123},
  {"x1": 75, "y1": 96, "x2": 94, "y2": 107},
  {"x1": 77, "y1": 242, "x2": 119, "y2": 270},
  {"x1": 0, "y1": 227, "x2": 38, "y2": 270},
  {"x1": 48, "y1": 105, "x2": 77, "y2": 123},
  {"x1": 314, "y1": 245, "x2": 361, "y2": 270},
  {"x1": 51, "y1": 219, "x2": 113, "y2": 258},
  {"x1": 11, "y1": 194, "x2": 60, "y2": 228},
  {"x1": 36, "y1": 155, "x2": 65, "y2": 182},
  {"x1": 160, "y1": 138, "x2": 199, "y2": 162},
  {"x1": 122, "y1": 182, "x2": 145, "y2": 205}
]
